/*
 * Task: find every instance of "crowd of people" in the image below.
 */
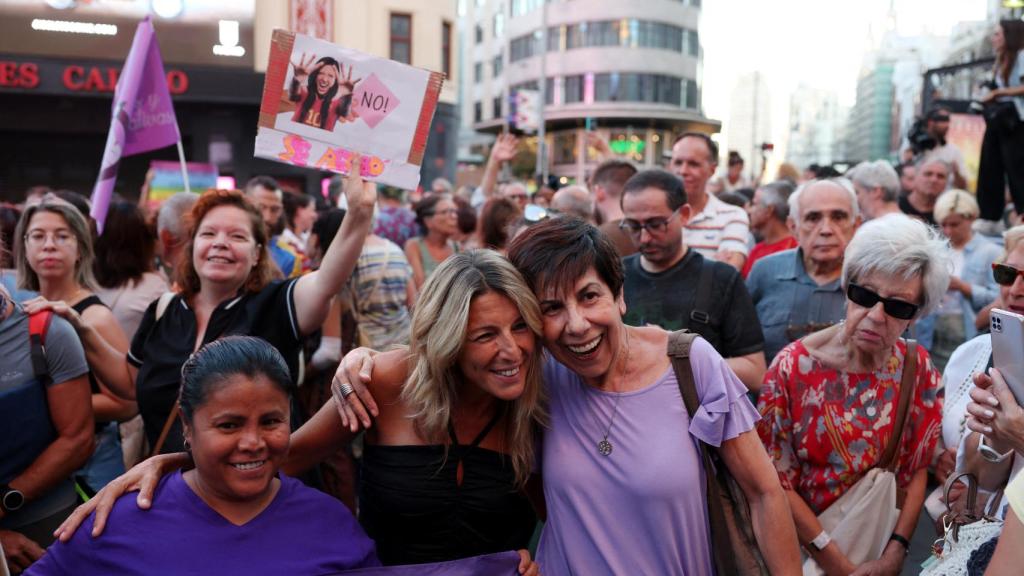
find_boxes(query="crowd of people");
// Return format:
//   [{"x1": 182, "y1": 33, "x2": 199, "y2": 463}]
[{"x1": 2, "y1": 18, "x2": 1024, "y2": 576}]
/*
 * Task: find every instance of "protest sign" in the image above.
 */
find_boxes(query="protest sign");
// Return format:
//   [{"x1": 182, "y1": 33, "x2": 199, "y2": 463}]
[
  {"x1": 147, "y1": 160, "x2": 218, "y2": 203},
  {"x1": 255, "y1": 30, "x2": 444, "y2": 190}
]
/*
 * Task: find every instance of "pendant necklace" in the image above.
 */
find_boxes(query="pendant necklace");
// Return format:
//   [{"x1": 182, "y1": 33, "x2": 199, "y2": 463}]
[{"x1": 593, "y1": 330, "x2": 630, "y2": 457}]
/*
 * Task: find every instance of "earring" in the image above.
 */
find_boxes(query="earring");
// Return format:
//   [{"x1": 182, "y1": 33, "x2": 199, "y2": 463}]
[{"x1": 183, "y1": 439, "x2": 191, "y2": 452}]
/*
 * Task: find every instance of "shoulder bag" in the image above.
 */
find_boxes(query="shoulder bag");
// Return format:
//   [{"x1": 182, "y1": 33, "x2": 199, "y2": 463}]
[
  {"x1": 919, "y1": 472, "x2": 1005, "y2": 576},
  {"x1": 802, "y1": 340, "x2": 918, "y2": 576},
  {"x1": 668, "y1": 330, "x2": 769, "y2": 576}
]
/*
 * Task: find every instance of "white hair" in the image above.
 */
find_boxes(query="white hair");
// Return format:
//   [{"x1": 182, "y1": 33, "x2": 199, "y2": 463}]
[
  {"x1": 788, "y1": 178, "x2": 860, "y2": 223},
  {"x1": 841, "y1": 213, "x2": 951, "y2": 318},
  {"x1": 848, "y1": 161, "x2": 900, "y2": 203},
  {"x1": 157, "y1": 192, "x2": 199, "y2": 238},
  {"x1": 933, "y1": 189, "x2": 979, "y2": 223}
]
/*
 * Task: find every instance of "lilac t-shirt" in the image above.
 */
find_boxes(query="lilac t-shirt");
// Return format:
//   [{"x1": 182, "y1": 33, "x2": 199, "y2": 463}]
[
  {"x1": 28, "y1": 471, "x2": 379, "y2": 575},
  {"x1": 536, "y1": 337, "x2": 760, "y2": 576}
]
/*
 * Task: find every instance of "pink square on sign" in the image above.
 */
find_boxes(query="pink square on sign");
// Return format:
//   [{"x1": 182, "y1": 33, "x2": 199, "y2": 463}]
[{"x1": 353, "y1": 73, "x2": 400, "y2": 129}]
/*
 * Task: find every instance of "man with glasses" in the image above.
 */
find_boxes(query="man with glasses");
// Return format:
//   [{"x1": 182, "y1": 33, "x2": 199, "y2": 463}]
[
  {"x1": 619, "y1": 169, "x2": 767, "y2": 391},
  {"x1": 746, "y1": 179, "x2": 861, "y2": 362}
]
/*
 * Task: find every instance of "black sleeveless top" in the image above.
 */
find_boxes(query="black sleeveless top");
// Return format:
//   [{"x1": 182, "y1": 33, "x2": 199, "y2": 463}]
[
  {"x1": 358, "y1": 415, "x2": 537, "y2": 565},
  {"x1": 72, "y1": 295, "x2": 109, "y2": 431}
]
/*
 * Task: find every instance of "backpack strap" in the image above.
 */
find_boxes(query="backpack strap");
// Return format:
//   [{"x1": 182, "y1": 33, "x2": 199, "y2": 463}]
[
  {"x1": 689, "y1": 258, "x2": 715, "y2": 326},
  {"x1": 28, "y1": 310, "x2": 54, "y2": 387},
  {"x1": 668, "y1": 330, "x2": 701, "y2": 417}
]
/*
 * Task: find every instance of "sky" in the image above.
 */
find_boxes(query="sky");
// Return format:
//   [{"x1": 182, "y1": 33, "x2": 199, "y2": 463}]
[{"x1": 700, "y1": 0, "x2": 991, "y2": 154}]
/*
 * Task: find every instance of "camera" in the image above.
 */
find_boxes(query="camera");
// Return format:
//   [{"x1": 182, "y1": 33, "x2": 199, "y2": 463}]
[
  {"x1": 907, "y1": 118, "x2": 937, "y2": 154},
  {"x1": 969, "y1": 80, "x2": 999, "y2": 114}
]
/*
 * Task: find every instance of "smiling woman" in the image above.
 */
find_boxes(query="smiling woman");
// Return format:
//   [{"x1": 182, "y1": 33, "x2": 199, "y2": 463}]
[{"x1": 25, "y1": 337, "x2": 380, "y2": 574}]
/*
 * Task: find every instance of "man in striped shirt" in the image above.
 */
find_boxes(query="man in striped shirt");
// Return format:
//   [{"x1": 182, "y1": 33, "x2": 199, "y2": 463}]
[{"x1": 669, "y1": 133, "x2": 750, "y2": 272}]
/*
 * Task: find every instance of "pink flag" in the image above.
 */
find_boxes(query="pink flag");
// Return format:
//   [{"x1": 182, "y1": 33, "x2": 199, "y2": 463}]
[{"x1": 91, "y1": 16, "x2": 180, "y2": 233}]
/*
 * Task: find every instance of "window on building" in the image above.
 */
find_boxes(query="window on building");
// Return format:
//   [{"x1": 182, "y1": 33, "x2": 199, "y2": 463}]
[
  {"x1": 493, "y1": 53, "x2": 503, "y2": 77},
  {"x1": 390, "y1": 13, "x2": 412, "y2": 64},
  {"x1": 687, "y1": 29, "x2": 699, "y2": 56},
  {"x1": 493, "y1": 12, "x2": 504, "y2": 38},
  {"x1": 493, "y1": 96, "x2": 503, "y2": 119},
  {"x1": 564, "y1": 75, "x2": 584, "y2": 104},
  {"x1": 474, "y1": 62, "x2": 483, "y2": 83},
  {"x1": 474, "y1": 101, "x2": 483, "y2": 123},
  {"x1": 442, "y1": 21, "x2": 452, "y2": 78},
  {"x1": 553, "y1": 131, "x2": 577, "y2": 165},
  {"x1": 475, "y1": 24, "x2": 484, "y2": 44}
]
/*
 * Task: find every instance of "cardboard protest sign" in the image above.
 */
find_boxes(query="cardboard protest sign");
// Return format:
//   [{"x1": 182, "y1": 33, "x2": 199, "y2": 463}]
[
  {"x1": 148, "y1": 160, "x2": 218, "y2": 202},
  {"x1": 255, "y1": 30, "x2": 444, "y2": 190}
]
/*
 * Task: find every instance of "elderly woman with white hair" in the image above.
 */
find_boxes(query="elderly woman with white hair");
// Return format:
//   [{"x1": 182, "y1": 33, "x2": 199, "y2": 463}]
[
  {"x1": 758, "y1": 213, "x2": 949, "y2": 576},
  {"x1": 916, "y1": 189, "x2": 1002, "y2": 372}
]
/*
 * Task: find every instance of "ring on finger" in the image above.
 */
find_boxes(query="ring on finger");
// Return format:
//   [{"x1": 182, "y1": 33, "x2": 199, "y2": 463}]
[{"x1": 338, "y1": 382, "x2": 355, "y2": 397}]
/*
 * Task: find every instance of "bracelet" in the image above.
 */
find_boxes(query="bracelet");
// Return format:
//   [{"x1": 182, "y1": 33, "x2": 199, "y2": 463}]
[
  {"x1": 889, "y1": 533, "x2": 910, "y2": 553},
  {"x1": 978, "y1": 434, "x2": 1014, "y2": 463},
  {"x1": 807, "y1": 530, "x2": 831, "y2": 552}
]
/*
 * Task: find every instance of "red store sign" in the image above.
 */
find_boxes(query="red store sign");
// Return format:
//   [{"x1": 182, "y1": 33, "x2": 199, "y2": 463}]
[{"x1": 0, "y1": 60, "x2": 189, "y2": 94}]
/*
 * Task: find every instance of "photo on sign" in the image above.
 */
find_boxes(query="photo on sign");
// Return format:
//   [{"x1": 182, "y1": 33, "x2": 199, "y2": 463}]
[{"x1": 273, "y1": 34, "x2": 403, "y2": 136}]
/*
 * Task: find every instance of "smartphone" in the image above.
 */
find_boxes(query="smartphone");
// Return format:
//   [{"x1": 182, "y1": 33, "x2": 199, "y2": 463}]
[{"x1": 990, "y1": 308, "x2": 1024, "y2": 406}]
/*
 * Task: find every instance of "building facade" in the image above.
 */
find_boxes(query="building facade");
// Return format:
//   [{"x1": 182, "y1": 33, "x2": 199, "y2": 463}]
[
  {"x1": 724, "y1": 71, "x2": 771, "y2": 181},
  {"x1": 461, "y1": 0, "x2": 718, "y2": 183}
]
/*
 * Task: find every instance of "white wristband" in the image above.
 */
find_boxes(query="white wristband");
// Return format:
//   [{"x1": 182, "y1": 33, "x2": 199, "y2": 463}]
[
  {"x1": 978, "y1": 434, "x2": 1014, "y2": 463},
  {"x1": 808, "y1": 530, "x2": 831, "y2": 552}
]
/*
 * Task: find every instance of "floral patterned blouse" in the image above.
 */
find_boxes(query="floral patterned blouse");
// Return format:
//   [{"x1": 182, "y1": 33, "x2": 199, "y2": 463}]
[{"x1": 757, "y1": 338, "x2": 942, "y2": 513}]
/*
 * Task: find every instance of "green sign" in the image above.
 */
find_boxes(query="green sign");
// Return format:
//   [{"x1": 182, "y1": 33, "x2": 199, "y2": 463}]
[{"x1": 609, "y1": 140, "x2": 645, "y2": 155}]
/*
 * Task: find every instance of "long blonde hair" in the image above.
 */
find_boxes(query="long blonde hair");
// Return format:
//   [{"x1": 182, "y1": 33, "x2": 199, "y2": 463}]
[{"x1": 401, "y1": 249, "x2": 545, "y2": 486}]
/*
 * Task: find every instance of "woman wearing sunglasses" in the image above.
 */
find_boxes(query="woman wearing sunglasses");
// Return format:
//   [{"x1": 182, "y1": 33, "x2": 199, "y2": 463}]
[
  {"x1": 935, "y1": 225, "x2": 1024, "y2": 541},
  {"x1": 758, "y1": 213, "x2": 949, "y2": 575}
]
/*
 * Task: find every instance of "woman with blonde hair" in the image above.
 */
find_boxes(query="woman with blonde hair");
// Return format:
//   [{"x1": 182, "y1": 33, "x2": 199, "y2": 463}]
[
  {"x1": 16, "y1": 196, "x2": 134, "y2": 493},
  {"x1": 916, "y1": 189, "x2": 1002, "y2": 371},
  {"x1": 56, "y1": 250, "x2": 543, "y2": 574}
]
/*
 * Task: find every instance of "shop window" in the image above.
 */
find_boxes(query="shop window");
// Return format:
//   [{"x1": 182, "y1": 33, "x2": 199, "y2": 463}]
[{"x1": 390, "y1": 13, "x2": 412, "y2": 64}]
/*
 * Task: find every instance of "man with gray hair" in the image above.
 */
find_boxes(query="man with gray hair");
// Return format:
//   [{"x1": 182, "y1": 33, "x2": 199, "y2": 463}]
[
  {"x1": 848, "y1": 160, "x2": 901, "y2": 220},
  {"x1": 742, "y1": 180, "x2": 797, "y2": 278},
  {"x1": 156, "y1": 192, "x2": 199, "y2": 281},
  {"x1": 747, "y1": 179, "x2": 861, "y2": 361},
  {"x1": 899, "y1": 158, "x2": 949, "y2": 226},
  {"x1": 550, "y1": 184, "x2": 595, "y2": 223}
]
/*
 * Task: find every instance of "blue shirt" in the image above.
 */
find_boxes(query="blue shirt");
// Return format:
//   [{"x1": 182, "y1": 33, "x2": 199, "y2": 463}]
[{"x1": 746, "y1": 248, "x2": 847, "y2": 363}]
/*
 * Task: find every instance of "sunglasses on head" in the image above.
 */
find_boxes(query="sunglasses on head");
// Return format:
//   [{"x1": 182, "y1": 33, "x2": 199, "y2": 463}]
[
  {"x1": 846, "y1": 283, "x2": 919, "y2": 320},
  {"x1": 992, "y1": 262, "x2": 1024, "y2": 286}
]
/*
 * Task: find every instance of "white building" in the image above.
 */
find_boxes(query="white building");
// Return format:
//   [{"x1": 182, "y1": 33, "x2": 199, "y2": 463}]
[
  {"x1": 786, "y1": 85, "x2": 842, "y2": 170},
  {"x1": 724, "y1": 71, "x2": 771, "y2": 181}
]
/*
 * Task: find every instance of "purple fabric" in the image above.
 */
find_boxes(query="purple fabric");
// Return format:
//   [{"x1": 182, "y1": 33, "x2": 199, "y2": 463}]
[
  {"x1": 91, "y1": 16, "x2": 180, "y2": 233},
  {"x1": 27, "y1": 471, "x2": 379, "y2": 575},
  {"x1": 333, "y1": 551, "x2": 521, "y2": 575},
  {"x1": 536, "y1": 337, "x2": 760, "y2": 576},
  {"x1": 372, "y1": 206, "x2": 418, "y2": 249}
]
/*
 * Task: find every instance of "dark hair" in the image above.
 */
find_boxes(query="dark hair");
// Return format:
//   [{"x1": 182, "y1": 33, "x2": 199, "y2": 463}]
[
  {"x1": 718, "y1": 191, "x2": 749, "y2": 208},
  {"x1": 478, "y1": 198, "x2": 521, "y2": 250},
  {"x1": 413, "y1": 194, "x2": 450, "y2": 234},
  {"x1": 727, "y1": 150, "x2": 744, "y2": 166},
  {"x1": 589, "y1": 159, "x2": 638, "y2": 199},
  {"x1": 621, "y1": 169, "x2": 687, "y2": 211},
  {"x1": 507, "y1": 216, "x2": 624, "y2": 300},
  {"x1": 244, "y1": 176, "x2": 280, "y2": 195},
  {"x1": 733, "y1": 187, "x2": 756, "y2": 203},
  {"x1": 177, "y1": 189, "x2": 276, "y2": 300},
  {"x1": 297, "y1": 57, "x2": 341, "y2": 130},
  {"x1": 998, "y1": 20, "x2": 1024, "y2": 85},
  {"x1": 50, "y1": 190, "x2": 91, "y2": 219},
  {"x1": 672, "y1": 132, "x2": 719, "y2": 163},
  {"x1": 282, "y1": 191, "x2": 315, "y2": 230},
  {"x1": 454, "y1": 196, "x2": 477, "y2": 236},
  {"x1": 311, "y1": 208, "x2": 346, "y2": 257},
  {"x1": 94, "y1": 202, "x2": 156, "y2": 288},
  {"x1": 179, "y1": 336, "x2": 293, "y2": 423},
  {"x1": 0, "y1": 205, "x2": 21, "y2": 269}
]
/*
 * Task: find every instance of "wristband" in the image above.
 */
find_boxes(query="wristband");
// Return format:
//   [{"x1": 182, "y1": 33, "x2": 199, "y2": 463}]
[
  {"x1": 889, "y1": 533, "x2": 910, "y2": 553},
  {"x1": 978, "y1": 434, "x2": 1014, "y2": 463},
  {"x1": 808, "y1": 530, "x2": 831, "y2": 552}
]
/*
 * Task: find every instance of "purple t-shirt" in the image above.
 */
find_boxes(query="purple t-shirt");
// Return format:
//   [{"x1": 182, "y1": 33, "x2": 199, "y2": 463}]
[
  {"x1": 27, "y1": 471, "x2": 379, "y2": 575},
  {"x1": 536, "y1": 337, "x2": 760, "y2": 576}
]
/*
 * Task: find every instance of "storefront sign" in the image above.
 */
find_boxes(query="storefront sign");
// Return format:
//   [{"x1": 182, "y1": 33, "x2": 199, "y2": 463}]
[{"x1": 0, "y1": 58, "x2": 189, "y2": 95}]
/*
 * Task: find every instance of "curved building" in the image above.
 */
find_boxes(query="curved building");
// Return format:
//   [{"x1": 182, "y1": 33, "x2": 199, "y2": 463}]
[{"x1": 463, "y1": 0, "x2": 719, "y2": 181}]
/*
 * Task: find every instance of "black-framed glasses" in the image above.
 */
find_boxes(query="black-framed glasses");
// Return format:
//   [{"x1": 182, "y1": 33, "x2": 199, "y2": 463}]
[
  {"x1": 618, "y1": 211, "x2": 679, "y2": 237},
  {"x1": 846, "y1": 283, "x2": 919, "y2": 320},
  {"x1": 992, "y1": 262, "x2": 1024, "y2": 286}
]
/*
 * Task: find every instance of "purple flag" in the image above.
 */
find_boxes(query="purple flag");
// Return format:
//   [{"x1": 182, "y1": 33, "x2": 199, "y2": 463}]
[
  {"x1": 91, "y1": 16, "x2": 180, "y2": 233},
  {"x1": 333, "y1": 551, "x2": 522, "y2": 575}
]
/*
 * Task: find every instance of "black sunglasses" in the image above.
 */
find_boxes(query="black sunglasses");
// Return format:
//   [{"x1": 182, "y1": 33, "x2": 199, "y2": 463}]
[
  {"x1": 846, "y1": 283, "x2": 919, "y2": 320},
  {"x1": 992, "y1": 262, "x2": 1024, "y2": 286}
]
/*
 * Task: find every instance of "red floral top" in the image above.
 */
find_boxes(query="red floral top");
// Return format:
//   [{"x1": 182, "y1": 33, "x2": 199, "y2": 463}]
[{"x1": 756, "y1": 339, "x2": 942, "y2": 513}]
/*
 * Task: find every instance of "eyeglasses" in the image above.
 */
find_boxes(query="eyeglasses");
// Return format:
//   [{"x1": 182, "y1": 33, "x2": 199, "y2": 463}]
[
  {"x1": 992, "y1": 262, "x2": 1024, "y2": 286},
  {"x1": 24, "y1": 230, "x2": 76, "y2": 248},
  {"x1": 428, "y1": 208, "x2": 459, "y2": 217},
  {"x1": 618, "y1": 211, "x2": 679, "y2": 237},
  {"x1": 846, "y1": 283, "x2": 919, "y2": 320}
]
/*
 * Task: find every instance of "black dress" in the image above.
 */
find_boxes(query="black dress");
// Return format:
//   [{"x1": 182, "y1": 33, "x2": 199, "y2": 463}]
[{"x1": 357, "y1": 417, "x2": 537, "y2": 565}]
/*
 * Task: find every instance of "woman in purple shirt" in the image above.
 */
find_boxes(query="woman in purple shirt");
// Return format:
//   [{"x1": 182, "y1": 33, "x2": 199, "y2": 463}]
[{"x1": 28, "y1": 336, "x2": 379, "y2": 575}]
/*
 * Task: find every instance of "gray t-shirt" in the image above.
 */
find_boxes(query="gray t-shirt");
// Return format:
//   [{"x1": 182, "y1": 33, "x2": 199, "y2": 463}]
[{"x1": 0, "y1": 306, "x2": 89, "y2": 528}]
